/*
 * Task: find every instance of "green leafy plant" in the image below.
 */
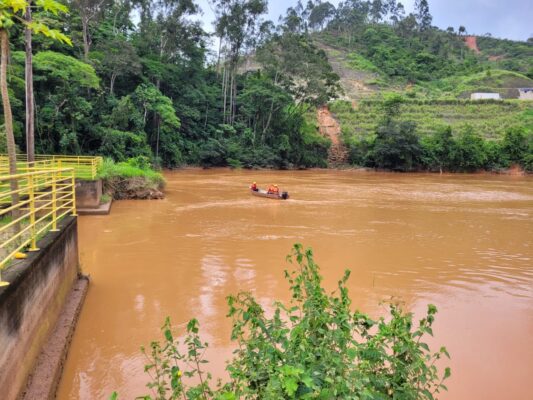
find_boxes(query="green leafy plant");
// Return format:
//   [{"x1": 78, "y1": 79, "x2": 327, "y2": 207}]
[
  {"x1": 117, "y1": 245, "x2": 450, "y2": 400},
  {"x1": 97, "y1": 158, "x2": 165, "y2": 199},
  {"x1": 100, "y1": 193, "x2": 111, "y2": 204}
]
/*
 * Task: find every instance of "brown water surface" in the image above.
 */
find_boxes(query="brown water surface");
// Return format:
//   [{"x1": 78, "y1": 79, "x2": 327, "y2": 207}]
[{"x1": 58, "y1": 170, "x2": 533, "y2": 399}]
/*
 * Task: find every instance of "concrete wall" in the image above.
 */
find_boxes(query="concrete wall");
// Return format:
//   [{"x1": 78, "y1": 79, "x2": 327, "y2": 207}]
[
  {"x1": 518, "y1": 89, "x2": 533, "y2": 100},
  {"x1": 0, "y1": 217, "x2": 79, "y2": 400},
  {"x1": 470, "y1": 92, "x2": 501, "y2": 100},
  {"x1": 75, "y1": 179, "x2": 102, "y2": 209}
]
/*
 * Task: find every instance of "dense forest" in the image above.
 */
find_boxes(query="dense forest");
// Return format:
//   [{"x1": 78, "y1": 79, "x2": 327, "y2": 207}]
[{"x1": 1, "y1": 0, "x2": 532, "y2": 171}]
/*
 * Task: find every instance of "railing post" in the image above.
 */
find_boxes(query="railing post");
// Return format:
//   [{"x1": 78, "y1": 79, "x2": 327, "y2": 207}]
[
  {"x1": 0, "y1": 270, "x2": 8, "y2": 287},
  {"x1": 28, "y1": 174, "x2": 39, "y2": 252},
  {"x1": 51, "y1": 171, "x2": 59, "y2": 232},
  {"x1": 58, "y1": 160, "x2": 62, "y2": 178},
  {"x1": 71, "y1": 173, "x2": 77, "y2": 217}
]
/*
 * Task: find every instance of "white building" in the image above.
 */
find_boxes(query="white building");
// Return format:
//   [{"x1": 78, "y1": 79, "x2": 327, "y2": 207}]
[
  {"x1": 518, "y1": 88, "x2": 533, "y2": 100},
  {"x1": 470, "y1": 92, "x2": 501, "y2": 100}
]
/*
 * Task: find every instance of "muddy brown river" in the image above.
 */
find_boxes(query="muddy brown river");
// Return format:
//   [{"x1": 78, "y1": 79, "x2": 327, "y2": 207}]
[{"x1": 57, "y1": 170, "x2": 533, "y2": 400}]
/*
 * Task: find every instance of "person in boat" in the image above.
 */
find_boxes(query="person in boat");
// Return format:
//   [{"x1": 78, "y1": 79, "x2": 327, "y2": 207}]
[
  {"x1": 267, "y1": 184, "x2": 280, "y2": 195},
  {"x1": 250, "y1": 182, "x2": 258, "y2": 191}
]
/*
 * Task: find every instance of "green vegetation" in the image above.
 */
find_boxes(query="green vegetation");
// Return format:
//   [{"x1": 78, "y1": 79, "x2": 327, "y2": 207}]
[
  {"x1": 2, "y1": 0, "x2": 339, "y2": 170},
  {"x1": 346, "y1": 52, "x2": 379, "y2": 73},
  {"x1": 0, "y1": 0, "x2": 531, "y2": 173},
  {"x1": 415, "y1": 70, "x2": 533, "y2": 99},
  {"x1": 317, "y1": 22, "x2": 479, "y2": 84},
  {"x1": 100, "y1": 194, "x2": 111, "y2": 205},
  {"x1": 331, "y1": 98, "x2": 532, "y2": 140},
  {"x1": 97, "y1": 157, "x2": 165, "y2": 199},
  {"x1": 98, "y1": 157, "x2": 164, "y2": 185},
  {"x1": 314, "y1": 1, "x2": 531, "y2": 89},
  {"x1": 333, "y1": 96, "x2": 532, "y2": 172},
  {"x1": 117, "y1": 245, "x2": 450, "y2": 400},
  {"x1": 476, "y1": 36, "x2": 533, "y2": 77}
]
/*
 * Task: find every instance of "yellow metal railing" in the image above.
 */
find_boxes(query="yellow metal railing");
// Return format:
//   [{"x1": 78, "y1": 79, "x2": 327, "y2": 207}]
[
  {"x1": 0, "y1": 154, "x2": 103, "y2": 180},
  {"x1": 0, "y1": 168, "x2": 77, "y2": 286}
]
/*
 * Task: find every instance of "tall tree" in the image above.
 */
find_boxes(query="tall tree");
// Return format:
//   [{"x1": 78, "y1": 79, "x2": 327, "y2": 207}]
[
  {"x1": 211, "y1": 0, "x2": 267, "y2": 124},
  {"x1": 25, "y1": 5, "x2": 34, "y2": 162},
  {"x1": 308, "y1": 1, "x2": 335, "y2": 31},
  {"x1": 96, "y1": 36, "x2": 140, "y2": 95},
  {"x1": 133, "y1": 0, "x2": 203, "y2": 90},
  {"x1": 0, "y1": 0, "x2": 71, "y2": 208},
  {"x1": 71, "y1": 0, "x2": 109, "y2": 59},
  {"x1": 257, "y1": 32, "x2": 341, "y2": 107},
  {"x1": 369, "y1": 0, "x2": 385, "y2": 23},
  {"x1": 415, "y1": 0, "x2": 432, "y2": 31}
]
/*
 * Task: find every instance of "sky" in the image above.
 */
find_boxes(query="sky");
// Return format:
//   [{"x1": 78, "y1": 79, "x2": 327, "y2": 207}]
[{"x1": 195, "y1": 0, "x2": 532, "y2": 42}]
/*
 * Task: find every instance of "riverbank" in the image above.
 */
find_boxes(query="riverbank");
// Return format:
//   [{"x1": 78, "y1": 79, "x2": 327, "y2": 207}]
[
  {"x1": 98, "y1": 158, "x2": 165, "y2": 200},
  {"x1": 176, "y1": 164, "x2": 531, "y2": 176}
]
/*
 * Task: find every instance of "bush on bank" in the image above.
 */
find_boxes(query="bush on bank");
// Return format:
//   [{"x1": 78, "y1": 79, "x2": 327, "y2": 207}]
[
  {"x1": 112, "y1": 245, "x2": 450, "y2": 400},
  {"x1": 346, "y1": 119, "x2": 532, "y2": 173},
  {"x1": 97, "y1": 156, "x2": 165, "y2": 199}
]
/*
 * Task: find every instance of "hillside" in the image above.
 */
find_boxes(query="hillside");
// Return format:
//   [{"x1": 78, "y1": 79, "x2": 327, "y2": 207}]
[
  {"x1": 416, "y1": 70, "x2": 533, "y2": 99},
  {"x1": 309, "y1": 10, "x2": 532, "y2": 171},
  {"x1": 330, "y1": 99, "x2": 532, "y2": 140},
  {"x1": 313, "y1": 33, "x2": 533, "y2": 100}
]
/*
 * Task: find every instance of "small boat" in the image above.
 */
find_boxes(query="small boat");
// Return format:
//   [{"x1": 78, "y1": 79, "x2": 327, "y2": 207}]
[{"x1": 250, "y1": 188, "x2": 289, "y2": 200}]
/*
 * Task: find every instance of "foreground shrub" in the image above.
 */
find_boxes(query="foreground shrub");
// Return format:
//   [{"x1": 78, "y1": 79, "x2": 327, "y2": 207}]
[{"x1": 116, "y1": 245, "x2": 450, "y2": 399}]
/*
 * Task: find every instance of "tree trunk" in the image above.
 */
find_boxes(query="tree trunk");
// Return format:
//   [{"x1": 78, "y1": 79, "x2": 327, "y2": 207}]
[
  {"x1": 216, "y1": 36, "x2": 222, "y2": 73},
  {"x1": 25, "y1": 6, "x2": 35, "y2": 162},
  {"x1": 82, "y1": 17, "x2": 90, "y2": 60},
  {"x1": 110, "y1": 72, "x2": 117, "y2": 95},
  {"x1": 204, "y1": 102, "x2": 209, "y2": 129},
  {"x1": 230, "y1": 67, "x2": 237, "y2": 125},
  {"x1": 155, "y1": 118, "x2": 160, "y2": 162},
  {"x1": 1, "y1": 29, "x2": 19, "y2": 206},
  {"x1": 262, "y1": 72, "x2": 279, "y2": 137},
  {"x1": 222, "y1": 64, "x2": 228, "y2": 124},
  {"x1": 228, "y1": 71, "x2": 232, "y2": 125}
]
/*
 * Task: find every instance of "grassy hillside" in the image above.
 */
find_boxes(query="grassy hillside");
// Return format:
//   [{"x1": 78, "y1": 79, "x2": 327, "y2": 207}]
[
  {"x1": 414, "y1": 70, "x2": 533, "y2": 99},
  {"x1": 316, "y1": 36, "x2": 533, "y2": 100},
  {"x1": 330, "y1": 99, "x2": 533, "y2": 142},
  {"x1": 315, "y1": 24, "x2": 532, "y2": 152},
  {"x1": 314, "y1": 29, "x2": 532, "y2": 100}
]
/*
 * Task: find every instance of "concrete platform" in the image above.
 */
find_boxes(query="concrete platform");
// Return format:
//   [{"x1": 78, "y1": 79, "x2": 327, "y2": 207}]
[{"x1": 77, "y1": 200, "x2": 112, "y2": 216}]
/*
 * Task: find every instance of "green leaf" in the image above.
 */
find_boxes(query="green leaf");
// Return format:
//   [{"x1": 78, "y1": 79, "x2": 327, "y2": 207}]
[
  {"x1": 35, "y1": 0, "x2": 68, "y2": 15},
  {"x1": 6, "y1": 0, "x2": 27, "y2": 13},
  {"x1": 283, "y1": 377, "x2": 299, "y2": 396}
]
